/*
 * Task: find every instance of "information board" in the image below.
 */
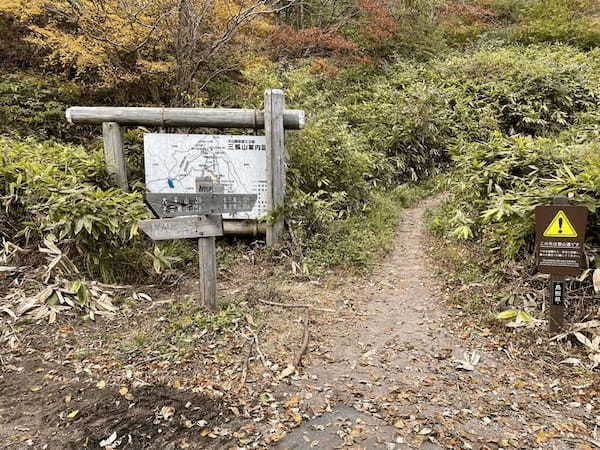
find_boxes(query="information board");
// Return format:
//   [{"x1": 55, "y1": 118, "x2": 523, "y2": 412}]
[
  {"x1": 144, "y1": 133, "x2": 267, "y2": 219},
  {"x1": 535, "y1": 205, "x2": 588, "y2": 276}
]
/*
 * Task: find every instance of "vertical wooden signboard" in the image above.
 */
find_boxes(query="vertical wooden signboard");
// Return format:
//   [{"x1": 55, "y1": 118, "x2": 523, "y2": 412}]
[{"x1": 535, "y1": 196, "x2": 588, "y2": 333}]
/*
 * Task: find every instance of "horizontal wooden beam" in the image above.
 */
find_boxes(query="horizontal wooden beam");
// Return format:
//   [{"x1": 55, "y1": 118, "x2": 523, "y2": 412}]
[
  {"x1": 66, "y1": 106, "x2": 305, "y2": 130},
  {"x1": 139, "y1": 215, "x2": 223, "y2": 240},
  {"x1": 223, "y1": 220, "x2": 267, "y2": 236}
]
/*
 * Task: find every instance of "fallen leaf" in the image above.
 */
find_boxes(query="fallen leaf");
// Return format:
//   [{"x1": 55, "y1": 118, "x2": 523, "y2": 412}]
[
  {"x1": 96, "y1": 380, "x2": 106, "y2": 389},
  {"x1": 99, "y1": 432, "x2": 117, "y2": 447},
  {"x1": 119, "y1": 386, "x2": 128, "y2": 396},
  {"x1": 350, "y1": 426, "x2": 363, "y2": 437},
  {"x1": 453, "y1": 351, "x2": 481, "y2": 371},
  {"x1": 560, "y1": 358, "x2": 582, "y2": 366},
  {"x1": 67, "y1": 410, "x2": 79, "y2": 419},
  {"x1": 278, "y1": 365, "x2": 295, "y2": 380},
  {"x1": 535, "y1": 430, "x2": 558, "y2": 444},
  {"x1": 593, "y1": 269, "x2": 600, "y2": 294},
  {"x1": 589, "y1": 353, "x2": 600, "y2": 369},
  {"x1": 160, "y1": 406, "x2": 175, "y2": 419},
  {"x1": 283, "y1": 395, "x2": 301, "y2": 408},
  {"x1": 30, "y1": 386, "x2": 42, "y2": 392}
]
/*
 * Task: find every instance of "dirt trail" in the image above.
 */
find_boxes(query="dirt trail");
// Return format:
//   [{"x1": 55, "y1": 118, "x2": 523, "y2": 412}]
[{"x1": 276, "y1": 198, "x2": 597, "y2": 449}]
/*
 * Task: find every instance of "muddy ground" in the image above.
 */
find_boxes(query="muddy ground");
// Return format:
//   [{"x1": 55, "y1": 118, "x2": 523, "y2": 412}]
[{"x1": 1, "y1": 199, "x2": 599, "y2": 449}]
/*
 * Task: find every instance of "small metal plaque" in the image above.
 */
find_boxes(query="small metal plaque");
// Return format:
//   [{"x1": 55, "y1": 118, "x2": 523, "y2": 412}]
[
  {"x1": 139, "y1": 215, "x2": 223, "y2": 240},
  {"x1": 535, "y1": 205, "x2": 588, "y2": 276},
  {"x1": 145, "y1": 192, "x2": 257, "y2": 218}
]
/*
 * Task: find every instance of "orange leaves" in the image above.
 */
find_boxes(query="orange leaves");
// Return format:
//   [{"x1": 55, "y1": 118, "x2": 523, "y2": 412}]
[
  {"x1": 270, "y1": 25, "x2": 359, "y2": 59},
  {"x1": 356, "y1": 0, "x2": 396, "y2": 43}
]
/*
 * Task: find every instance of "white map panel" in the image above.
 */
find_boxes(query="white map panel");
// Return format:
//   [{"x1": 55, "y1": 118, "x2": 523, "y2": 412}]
[{"x1": 144, "y1": 133, "x2": 267, "y2": 219}]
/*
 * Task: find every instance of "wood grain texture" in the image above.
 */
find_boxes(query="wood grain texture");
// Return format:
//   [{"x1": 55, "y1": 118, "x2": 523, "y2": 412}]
[
  {"x1": 138, "y1": 215, "x2": 223, "y2": 240},
  {"x1": 264, "y1": 89, "x2": 286, "y2": 247},
  {"x1": 102, "y1": 122, "x2": 129, "y2": 192},
  {"x1": 67, "y1": 106, "x2": 305, "y2": 130},
  {"x1": 198, "y1": 236, "x2": 217, "y2": 311}
]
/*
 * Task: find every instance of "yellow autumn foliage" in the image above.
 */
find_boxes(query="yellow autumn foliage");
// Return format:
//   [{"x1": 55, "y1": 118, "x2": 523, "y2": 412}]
[{"x1": 1, "y1": 0, "x2": 273, "y2": 88}]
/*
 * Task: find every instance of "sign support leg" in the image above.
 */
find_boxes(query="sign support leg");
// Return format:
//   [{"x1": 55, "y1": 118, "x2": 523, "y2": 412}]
[
  {"x1": 198, "y1": 236, "x2": 217, "y2": 311},
  {"x1": 102, "y1": 122, "x2": 129, "y2": 192},
  {"x1": 264, "y1": 89, "x2": 286, "y2": 247}
]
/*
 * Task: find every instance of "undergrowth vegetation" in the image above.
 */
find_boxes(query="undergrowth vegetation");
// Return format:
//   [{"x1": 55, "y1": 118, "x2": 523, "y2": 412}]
[
  {"x1": 429, "y1": 45, "x2": 600, "y2": 264},
  {"x1": 1, "y1": 0, "x2": 599, "y2": 289}
]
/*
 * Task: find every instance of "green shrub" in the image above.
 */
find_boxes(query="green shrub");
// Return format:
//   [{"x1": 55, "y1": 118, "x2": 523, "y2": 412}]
[
  {"x1": 431, "y1": 132, "x2": 600, "y2": 261},
  {"x1": 436, "y1": 46, "x2": 600, "y2": 136},
  {"x1": 0, "y1": 73, "x2": 93, "y2": 141},
  {"x1": 0, "y1": 137, "x2": 151, "y2": 280},
  {"x1": 303, "y1": 184, "x2": 431, "y2": 270},
  {"x1": 513, "y1": 0, "x2": 600, "y2": 49}
]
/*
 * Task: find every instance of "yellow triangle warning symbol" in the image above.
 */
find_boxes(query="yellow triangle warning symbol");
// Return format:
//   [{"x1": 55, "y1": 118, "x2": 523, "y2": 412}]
[{"x1": 543, "y1": 210, "x2": 577, "y2": 237}]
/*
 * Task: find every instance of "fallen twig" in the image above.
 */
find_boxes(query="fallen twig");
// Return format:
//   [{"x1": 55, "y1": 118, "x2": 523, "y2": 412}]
[
  {"x1": 246, "y1": 326, "x2": 270, "y2": 371},
  {"x1": 257, "y1": 298, "x2": 334, "y2": 313},
  {"x1": 294, "y1": 309, "x2": 310, "y2": 368},
  {"x1": 235, "y1": 340, "x2": 253, "y2": 393}
]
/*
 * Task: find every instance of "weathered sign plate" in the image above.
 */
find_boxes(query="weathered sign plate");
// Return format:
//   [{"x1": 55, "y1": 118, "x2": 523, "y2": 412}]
[
  {"x1": 145, "y1": 192, "x2": 257, "y2": 219},
  {"x1": 535, "y1": 205, "x2": 588, "y2": 276},
  {"x1": 550, "y1": 279, "x2": 565, "y2": 306},
  {"x1": 143, "y1": 133, "x2": 267, "y2": 219},
  {"x1": 139, "y1": 215, "x2": 223, "y2": 240}
]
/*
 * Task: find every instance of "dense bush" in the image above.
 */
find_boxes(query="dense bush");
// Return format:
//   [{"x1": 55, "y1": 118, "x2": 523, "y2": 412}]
[
  {"x1": 0, "y1": 73, "x2": 91, "y2": 141},
  {"x1": 437, "y1": 46, "x2": 600, "y2": 136},
  {"x1": 251, "y1": 62, "x2": 454, "y2": 266},
  {"x1": 431, "y1": 133, "x2": 598, "y2": 257},
  {"x1": 512, "y1": 0, "x2": 600, "y2": 49},
  {"x1": 426, "y1": 43, "x2": 600, "y2": 269},
  {"x1": 3, "y1": 41, "x2": 599, "y2": 279},
  {"x1": 0, "y1": 138, "x2": 151, "y2": 280}
]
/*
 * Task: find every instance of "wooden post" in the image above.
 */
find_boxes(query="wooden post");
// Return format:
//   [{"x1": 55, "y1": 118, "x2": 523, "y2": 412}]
[
  {"x1": 198, "y1": 235, "x2": 217, "y2": 311},
  {"x1": 264, "y1": 89, "x2": 286, "y2": 247},
  {"x1": 102, "y1": 122, "x2": 129, "y2": 192},
  {"x1": 548, "y1": 195, "x2": 569, "y2": 333},
  {"x1": 549, "y1": 276, "x2": 566, "y2": 333}
]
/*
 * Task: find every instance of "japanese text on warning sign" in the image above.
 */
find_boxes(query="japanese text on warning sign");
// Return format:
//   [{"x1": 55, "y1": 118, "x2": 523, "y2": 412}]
[{"x1": 535, "y1": 205, "x2": 588, "y2": 276}]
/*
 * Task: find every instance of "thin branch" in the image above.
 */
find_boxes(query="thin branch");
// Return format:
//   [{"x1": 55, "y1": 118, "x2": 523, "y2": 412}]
[
  {"x1": 294, "y1": 309, "x2": 310, "y2": 367},
  {"x1": 198, "y1": 66, "x2": 237, "y2": 91},
  {"x1": 246, "y1": 325, "x2": 271, "y2": 371},
  {"x1": 257, "y1": 298, "x2": 335, "y2": 313}
]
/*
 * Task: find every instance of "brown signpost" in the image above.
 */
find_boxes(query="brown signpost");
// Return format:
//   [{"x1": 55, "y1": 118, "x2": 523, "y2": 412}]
[{"x1": 535, "y1": 197, "x2": 588, "y2": 333}]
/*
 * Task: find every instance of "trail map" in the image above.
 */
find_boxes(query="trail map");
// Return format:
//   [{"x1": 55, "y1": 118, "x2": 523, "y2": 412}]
[{"x1": 144, "y1": 133, "x2": 267, "y2": 219}]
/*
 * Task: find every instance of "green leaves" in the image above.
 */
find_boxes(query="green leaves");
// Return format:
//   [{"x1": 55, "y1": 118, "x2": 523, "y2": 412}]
[
  {"x1": 496, "y1": 309, "x2": 531, "y2": 322},
  {"x1": 147, "y1": 246, "x2": 180, "y2": 274},
  {"x1": 0, "y1": 137, "x2": 150, "y2": 281}
]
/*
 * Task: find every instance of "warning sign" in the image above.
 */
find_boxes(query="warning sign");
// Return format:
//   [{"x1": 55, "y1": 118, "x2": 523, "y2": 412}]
[
  {"x1": 535, "y1": 204, "x2": 588, "y2": 276},
  {"x1": 543, "y1": 210, "x2": 577, "y2": 237}
]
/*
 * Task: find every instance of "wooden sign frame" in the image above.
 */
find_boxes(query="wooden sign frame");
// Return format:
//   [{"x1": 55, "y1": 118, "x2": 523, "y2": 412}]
[
  {"x1": 66, "y1": 90, "x2": 305, "y2": 310},
  {"x1": 66, "y1": 90, "x2": 304, "y2": 245}
]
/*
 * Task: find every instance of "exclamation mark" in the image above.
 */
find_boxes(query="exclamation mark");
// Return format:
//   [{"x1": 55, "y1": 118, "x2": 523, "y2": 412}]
[{"x1": 558, "y1": 217, "x2": 563, "y2": 234}]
